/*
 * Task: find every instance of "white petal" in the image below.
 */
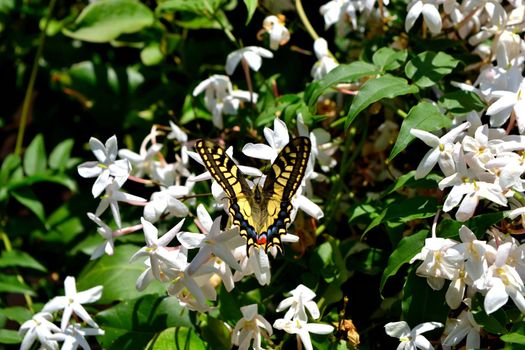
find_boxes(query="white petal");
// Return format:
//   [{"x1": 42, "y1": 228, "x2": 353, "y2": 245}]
[
  {"x1": 484, "y1": 280, "x2": 509, "y2": 314},
  {"x1": 242, "y1": 143, "x2": 276, "y2": 160},
  {"x1": 422, "y1": 3, "x2": 442, "y2": 34}
]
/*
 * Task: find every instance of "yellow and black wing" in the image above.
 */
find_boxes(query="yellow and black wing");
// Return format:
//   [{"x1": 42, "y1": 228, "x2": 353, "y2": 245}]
[
  {"x1": 194, "y1": 140, "x2": 257, "y2": 248},
  {"x1": 259, "y1": 137, "x2": 311, "y2": 253}
]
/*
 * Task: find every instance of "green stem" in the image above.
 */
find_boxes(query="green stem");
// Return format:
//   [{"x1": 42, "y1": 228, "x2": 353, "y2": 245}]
[
  {"x1": 295, "y1": 0, "x2": 338, "y2": 62},
  {"x1": 14, "y1": 0, "x2": 57, "y2": 156}
]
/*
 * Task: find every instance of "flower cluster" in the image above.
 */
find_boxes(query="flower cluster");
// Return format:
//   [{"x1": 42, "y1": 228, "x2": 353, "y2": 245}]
[
  {"x1": 231, "y1": 285, "x2": 334, "y2": 350},
  {"x1": 19, "y1": 277, "x2": 103, "y2": 350},
  {"x1": 410, "y1": 223, "x2": 525, "y2": 347}
]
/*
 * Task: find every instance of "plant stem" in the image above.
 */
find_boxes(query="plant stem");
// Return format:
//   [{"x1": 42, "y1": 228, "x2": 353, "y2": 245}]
[{"x1": 15, "y1": 0, "x2": 57, "y2": 156}]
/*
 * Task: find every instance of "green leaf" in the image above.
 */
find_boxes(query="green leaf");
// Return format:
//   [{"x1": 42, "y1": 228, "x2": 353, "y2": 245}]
[
  {"x1": 389, "y1": 101, "x2": 451, "y2": 160},
  {"x1": 365, "y1": 196, "x2": 437, "y2": 234},
  {"x1": 201, "y1": 316, "x2": 230, "y2": 350},
  {"x1": 304, "y1": 62, "x2": 379, "y2": 112},
  {"x1": 502, "y1": 333, "x2": 525, "y2": 345},
  {"x1": 471, "y1": 294, "x2": 508, "y2": 334},
  {"x1": 0, "y1": 250, "x2": 47, "y2": 272},
  {"x1": 49, "y1": 139, "x2": 74, "y2": 171},
  {"x1": 77, "y1": 245, "x2": 165, "y2": 303},
  {"x1": 0, "y1": 154, "x2": 21, "y2": 185},
  {"x1": 372, "y1": 48, "x2": 407, "y2": 72},
  {"x1": 380, "y1": 230, "x2": 427, "y2": 292},
  {"x1": 23, "y1": 134, "x2": 47, "y2": 176},
  {"x1": 156, "y1": 0, "x2": 225, "y2": 13},
  {"x1": 11, "y1": 187, "x2": 46, "y2": 224},
  {"x1": 97, "y1": 294, "x2": 193, "y2": 350},
  {"x1": 140, "y1": 42, "x2": 164, "y2": 66},
  {"x1": 405, "y1": 51, "x2": 460, "y2": 88},
  {"x1": 438, "y1": 90, "x2": 485, "y2": 114},
  {"x1": 243, "y1": 0, "x2": 257, "y2": 25},
  {"x1": 345, "y1": 75, "x2": 419, "y2": 128},
  {"x1": 0, "y1": 329, "x2": 21, "y2": 345},
  {"x1": 63, "y1": 0, "x2": 155, "y2": 43},
  {"x1": 147, "y1": 327, "x2": 206, "y2": 350},
  {"x1": 402, "y1": 266, "x2": 448, "y2": 326},
  {"x1": 0, "y1": 306, "x2": 33, "y2": 324},
  {"x1": 0, "y1": 274, "x2": 35, "y2": 296}
]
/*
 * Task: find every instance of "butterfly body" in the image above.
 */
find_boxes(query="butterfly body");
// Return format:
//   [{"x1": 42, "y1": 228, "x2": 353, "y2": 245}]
[{"x1": 195, "y1": 137, "x2": 311, "y2": 254}]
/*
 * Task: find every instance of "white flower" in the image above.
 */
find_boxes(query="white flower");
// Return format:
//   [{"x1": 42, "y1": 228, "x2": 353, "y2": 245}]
[
  {"x1": 143, "y1": 184, "x2": 191, "y2": 223},
  {"x1": 19, "y1": 312, "x2": 61, "y2": 350},
  {"x1": 439, "y1": 147, "x2": 507, "y2": 222},
  {"x1": 410, "y1": 121, "x2": 470, "y2": 179},
  {"x1": 42, "y1": 276, "x2": 103, "y2": 330},
  {"x1": 95, "y1": 180, "x2": 147, "y2": 228},
  {"x1": 233, "y1": 246, "x2": 272, "y2": 286},
  {"x1": 261, "y1": 15, "x2": 290, "y2": 50},
  {"x1": 486, "y1": 70, "x2": 525, "y2": 134},
  {"x1": 177, "y1": 207, "x2": 242, "y2": 275},
  {"x1": 475, "y1": 242, "x2": 525, "y2": 314},
  {"x1": 273, "y1": 318, "x2": 334, "y2": 350},
  {"x1": 225, "y1": 46, "x2": 273, "y2": 75},
  {"x1": 77, "y1": 136, "x2": 131, "y2": 197},
  {"x1": 405, "y1": 0, "x2": 443, "y2": 34},
  {"x1": 167, "y1": 121, "x2": 189, "y2": 165},
  {"x1": 87, "y1": 212, "x2": 115, "y2": 259},
  {"x1": 242, "y1": 118, "x2": 290, "y2": 163},
  {"x1": 47, "y1": 324, "x2": 104, "y2": 350},
  {"x1": 276, "y1": 284, "x2": 320, "y2": 321},
  {"x1": 384, "y1": 321, "x2": 443, "y2": 350},
  {"x1": 192, "y1": 75, "x2": 258, "y2": 129},
  {"x1": 231, "y1": 304, "x2": 273, "y2": 350},
  {"x1": 130, "y1": 218, "x2": 184, "y2": 281},
  {"x1": 165, "y1": 247, "x2": 215, "y2": 309},
  {"x1": 411, "y1": 237, "x2": 461, "y2": 290},
  {"x1": 311, "y1": 38, "x2": 338, "y2": 81},
  {"x1": 442, "y1": 309, "x2": 481, "y2": 348},
  {"x1": 118, "y1": 143, "x2": 162, "y2": 178}
]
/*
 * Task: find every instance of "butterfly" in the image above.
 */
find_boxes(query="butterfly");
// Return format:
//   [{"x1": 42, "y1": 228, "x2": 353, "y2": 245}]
[{"x1": 195, "y1": 137, "x2": 311, "y2": 255}]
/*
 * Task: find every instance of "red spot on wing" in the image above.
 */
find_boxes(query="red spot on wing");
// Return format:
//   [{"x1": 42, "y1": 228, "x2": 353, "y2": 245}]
[{"x1": 257, "y1": 236, "x2": 267, "y2": 245}]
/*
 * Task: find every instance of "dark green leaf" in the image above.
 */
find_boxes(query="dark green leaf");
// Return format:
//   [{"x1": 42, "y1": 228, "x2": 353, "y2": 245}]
[
  {"x1": 346, "y1": 75, "x2": 419, "y2": 128},
  {"x1": 365, "y1": 196, "x2": 437, "y2": 234},
  {"x1": 147, "y1": 327, "x2": 207, "y2": 350},
  {"x1": 0, "y1": 275, "x2": 35, "y2": 296},
  {"x1": 0, "y1": 250, "x2": 47, "y2": 272},
  {"x1": 380, "y1": 230, "x2": 428, "y2": 292},
  {"x1": 372, "y1": 48, "x2": 407, "y2": 72},
  {"x1": 11, "y1": 187, "x2": 46, "y2": 224},
  {"x1": 49, "y1": 139, "x2": 74, "y2": 171},
  {"x1": 77, "y1": 245, "x2": 165, "y2": 303},
  {"x1": 200, "y1": 316, "x2": 230, "y2": 350},
  {"x1": 63, "y1": 0, "x2": 155, "y2": 43},
  {"x1": 471, "y1": 294, "x2": 508, "y2": 334},
  {"x1": 23, "y1": 134, "x2": 47, "y2": 176},
  {"x1": 438, "y1": 90, "x2": 485, "y2": 114},
  {"x1": 0, "y1": 329, "x2": 21, "y2": 344},
  {"x1": 97, "y1": 294, "x2": 192, "y2": 350},
  {"x1": 389, "y1": 101, "x2": 451, "y2": 160},
  {"x1": 243, "y1": 0, "x2": 257, "y2": 25},
  {"x1": 0, "y1": 306, "x2": 33, "y2": 324},
  {"x1": 402, "y1": 266, "x2": 448, "y2": 326},
  {"x1": 405, "y1": 51, "x2": 460, "y2": 88},
  {"x1": 304, "y1": 62, "x2": 379, "y2": 112}
]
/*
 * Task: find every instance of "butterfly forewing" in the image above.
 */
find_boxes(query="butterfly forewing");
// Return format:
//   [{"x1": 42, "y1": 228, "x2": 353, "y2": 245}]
[{"x1": 194, "y1": 140, "x2": 256, "y2": 245}]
